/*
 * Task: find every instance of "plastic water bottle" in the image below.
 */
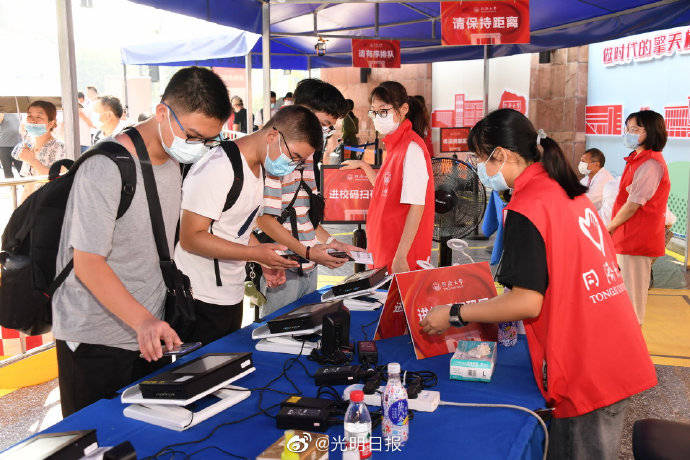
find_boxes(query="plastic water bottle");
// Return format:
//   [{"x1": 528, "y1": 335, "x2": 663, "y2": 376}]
[
  {"x1": 382, "y1": 362, "x2": 409, "y2": 446},
  {"x1": 344, "y1": 390, "x2": 372, "y2": 459}
]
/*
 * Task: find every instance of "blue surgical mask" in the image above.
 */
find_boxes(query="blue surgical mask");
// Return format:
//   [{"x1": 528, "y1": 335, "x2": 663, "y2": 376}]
[
  {"x1": 622, "y1": 132, "x2": 639, "y2": 150},
  {"x1": 158, "y1": 109, "x2": 207, "y2": 164},
  {"x1": 25, "y1": 123, "x2": 47, "y2": 137},
  {"x1": 477, "y1": 148, "x2": 510, "y2": 192},
  {"x1": 264, "y1": 139, "x2": 297, "y2": 176}
]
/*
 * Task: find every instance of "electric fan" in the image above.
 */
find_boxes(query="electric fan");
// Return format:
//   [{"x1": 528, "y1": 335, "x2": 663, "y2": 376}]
[{"x1": 432, "y1": 157, "x2": 487, "y2": 266}]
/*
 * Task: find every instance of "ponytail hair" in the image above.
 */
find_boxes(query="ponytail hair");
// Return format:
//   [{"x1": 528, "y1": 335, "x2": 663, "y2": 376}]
[
  {"x1": 369, "y1": 81, "x2": 429, "y2": 138},
  {"x1": 467, "y1": 108, "x2": 587, "y2": 199},
  {"x1": 539, "y1": 136, "x2": 587, "y2": 199}
]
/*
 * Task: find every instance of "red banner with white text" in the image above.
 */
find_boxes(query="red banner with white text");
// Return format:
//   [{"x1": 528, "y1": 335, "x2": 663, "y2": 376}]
[
  {"x1": 441, "y1": 1, "x2": 530, "y2": 46},
  {"x1": 352, "y1": 39, "x2": 401, "y2": 68}
]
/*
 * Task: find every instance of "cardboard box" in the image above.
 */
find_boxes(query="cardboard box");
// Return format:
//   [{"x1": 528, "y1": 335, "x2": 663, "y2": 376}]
[{"x1": 450, "y1": 341, "x2": 497, "y2": 383}]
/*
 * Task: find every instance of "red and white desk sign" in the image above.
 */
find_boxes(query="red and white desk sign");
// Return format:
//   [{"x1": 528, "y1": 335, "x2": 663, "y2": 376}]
[
  {"x1": 375, "y1": 263, "x2": 498, "y2": 360},
  {"x1": 440, "y1": 127, "x2": 471, "y2": 153},
  {"x1": 441, "y1": 1, "x2": 530, "y2": 46},
  {"x1": 352, "y1": 39, "x2": 401, "y2": 68}
]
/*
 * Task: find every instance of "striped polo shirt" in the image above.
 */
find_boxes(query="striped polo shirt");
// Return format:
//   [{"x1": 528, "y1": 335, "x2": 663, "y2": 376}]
[{"x1": 263, "y1": 162, "x2": 319, "y2": 271}]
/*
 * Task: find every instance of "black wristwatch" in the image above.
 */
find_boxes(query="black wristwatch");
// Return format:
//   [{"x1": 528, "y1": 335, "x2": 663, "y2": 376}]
[{"x1": 449, "y1": 303, "x2": 467, "y2": 327}]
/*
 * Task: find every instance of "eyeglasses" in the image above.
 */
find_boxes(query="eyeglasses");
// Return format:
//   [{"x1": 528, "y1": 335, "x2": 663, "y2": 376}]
[
  {"x1": 368, "y1": 107, "x2": 394, "y2": 119},
  {"x1": 164, "y1": 102, "x2": 222, "y2": 148},
  {"x1": 625, "y1": 126, "x2": 645, "y2": 135},
  {"x1": 276, "y1": 128, "x2": 306, "y2": 168}
]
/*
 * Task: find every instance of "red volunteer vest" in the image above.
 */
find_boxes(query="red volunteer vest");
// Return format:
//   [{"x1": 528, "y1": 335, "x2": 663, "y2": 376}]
[
  {"x1": 366, "y1": 119, "x2": 435, "y2": 273},
  {"x1": 506, "y1": 164, "x2": 656, "y2": 418},
  {"x1": 612, "y1": 150, "x2": 670, "y2": 257}
]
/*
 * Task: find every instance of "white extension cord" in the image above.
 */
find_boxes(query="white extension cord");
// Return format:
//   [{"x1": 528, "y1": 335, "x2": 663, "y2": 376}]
[{"x1": 438, "y1": 400, "x2": 549, "y2": 460}]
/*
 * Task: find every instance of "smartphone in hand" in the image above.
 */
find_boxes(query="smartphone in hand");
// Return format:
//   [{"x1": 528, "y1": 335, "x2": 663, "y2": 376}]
[
  {"x1": 161, "y1": 342, "x2": 202, "y2": 357},
  {"x1": 327, "y1": 250, "x2": 354, "y2": 261},
  {"x1": 284, "y1": 252, "x2": 310, "y2": 264}
]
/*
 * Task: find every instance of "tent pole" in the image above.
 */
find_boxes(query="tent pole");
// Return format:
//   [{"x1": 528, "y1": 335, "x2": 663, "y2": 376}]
[
  {"x1": 483, "y1": 45, "x2": 489, "y2": 117},
  {"x1": 123, "y1": 63, "x2": 129, "y2": 114},
  {"x1": 245, "y1": 53, "x2": 253, "y2": 133},
  {"x1": 308, "y1": 56, "x2": 312, "y2": 78},
  {"x1": 686, "y1": 169, "x2": 689, "y2": 272},
  {"x1": 262, "y1": 0, "x2": 271, "y2": 126},
  {"x1": 56, "y1": 0, "x2": 80, "y2": 159}
]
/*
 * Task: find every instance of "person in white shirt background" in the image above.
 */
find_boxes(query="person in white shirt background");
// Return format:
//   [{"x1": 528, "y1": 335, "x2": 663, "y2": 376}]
[
  {"x1": 92, "y1": 96, "x2": 129, "y2": 143},
  {"x1": 578, "y1": 147, "x2": 614, "y2": 211}
]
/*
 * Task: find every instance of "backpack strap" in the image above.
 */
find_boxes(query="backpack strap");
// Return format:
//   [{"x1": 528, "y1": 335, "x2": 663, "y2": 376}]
[
  {"x1": 220, "y1": 140, "x2": 244, "y2": 212},
  {"x1": 47, "y1": 140, "x2": 137, "y2": 296}
]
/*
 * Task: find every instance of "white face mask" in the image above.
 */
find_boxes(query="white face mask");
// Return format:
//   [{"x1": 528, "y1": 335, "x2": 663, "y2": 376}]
[
  {"x1": 577, "y1": 161, "x2": 590, "y2": 175},
  {"x1": 158, "y1": 108, "x2": 208, "y2": 164},
  {"x1": 372, "y1": 111, "x2": 399, "y2": 136}
]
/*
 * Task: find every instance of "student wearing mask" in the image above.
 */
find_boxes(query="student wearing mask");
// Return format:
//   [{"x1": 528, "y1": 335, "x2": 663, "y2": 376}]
[
  {"x1": 282, "y1": 92, "x2": 294, "y2": 106},
  {"x1": 420, "y1": 109, "x2": 656, "y2": 460},
  {"x1": 341, "y1": 81, "x2": 435, "y2": 274},
  {"x1": 92, "y1": 96, "x2": 128, "y2": 143},
  {"x1": 175, "y1": 105, "x2": 324, "y2": 344},
  {"x1": 255, "y1": 79, "x2": 359, "y2": 317},
  {"x1": 607, "y1": 110, "x2": 670, "y2": 324},
  {"x1": 52, "y1": 67, "x2": 230, "y2": 417},
  {"x1": 17, "y1": 100, "x2": 68, "y2": 178},
  {"x1": 578, "y1": 148, "x2": 614, "y2": 211}
]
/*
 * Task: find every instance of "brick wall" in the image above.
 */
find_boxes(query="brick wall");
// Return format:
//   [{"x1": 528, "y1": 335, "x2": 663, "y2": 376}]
[
  {"x1": 319, "y1": 64, "x2": 433, "y2": 143},
  {"x1": 528, "y1": 46, "x2": 588, "y2": 166}
]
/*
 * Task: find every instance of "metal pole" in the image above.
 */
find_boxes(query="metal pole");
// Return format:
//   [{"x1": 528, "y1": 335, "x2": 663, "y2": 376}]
[
  {"x1": 123, "y1": 63, "x2": 129, "y2": 115},
  {"x1": 375, "y1": 3, "x2": 380, "y2": 37},
  {"x1": 56, "y1": 0, "x2": 80, "y2": 159},
  {"x1": 483, "y1": 45, "x2": 490, "y2": 117},
  {"x1": 686, "y1": 169, "x2": 689, "y2": 271},
  {"x1": 262, "y1": 1, "x2": 271, "y2": 126},
  {"x1": 245, "y1": 53, "x2": 253, "y2": 133},
  {"x1": 307, "y1": 56, "x2": 312, "y2": 79}
]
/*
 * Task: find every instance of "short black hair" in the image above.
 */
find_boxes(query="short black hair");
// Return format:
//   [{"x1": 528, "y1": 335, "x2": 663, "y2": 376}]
[
  {"x1": 77, "y1": 92, "x2": 84, "y2": 100},
  {"x1": 86, "y1": 86, "x2": 97, "y2": 93},
  {"x1": 294, "y1": 78, "x2": 348, "y2": 119},
  {"x1": 270, "y1": 91, "x2": 276, "y2": 99},
  {"x1": 625, "y1": 110, "x2": 667, "y2": 152},
  {"x1": 138, "y1": 113, "x2": 150, "y2": 122},
  {"x1": 584, "y1": 148, "x2": 605, "y2": 167},
  {"x1": 99, "y1": 96, "x2": 123, "y2": 119},
  {"x1": 285, "y1": 92, "x2": 293, "y2": 98},
  {"x1": 161, "y1": 66, "x2": 231, "y2": 122},
  {"x1": 264, "y1": 105, "x2": 323, "y2": 151}
]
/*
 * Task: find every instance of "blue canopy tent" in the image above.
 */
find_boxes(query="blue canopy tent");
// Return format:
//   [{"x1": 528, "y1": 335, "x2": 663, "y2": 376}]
[
  {"x1": 120, "y1": 29, "x2": 260, "y2": 126},
  {"x1": 129, "y1": 0, "x2": 690, "y2": 143}
]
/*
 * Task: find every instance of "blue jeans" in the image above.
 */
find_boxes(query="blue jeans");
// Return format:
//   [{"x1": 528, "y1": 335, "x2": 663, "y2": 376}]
[{"x1": 260, "y1": 268, "x2": 318, "y2": 318}]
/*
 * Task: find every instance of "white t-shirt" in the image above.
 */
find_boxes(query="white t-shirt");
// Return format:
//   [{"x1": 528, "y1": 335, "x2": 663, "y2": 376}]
[
  {"x1": 174, "y1": 145, "x2": 264, "y2": 305},
  {"x1": 580, "y1": 167, "x2": 614, "y2": 211},
  {"x1": 400, "y1": 141, "x2": 429, "y2": 205}
]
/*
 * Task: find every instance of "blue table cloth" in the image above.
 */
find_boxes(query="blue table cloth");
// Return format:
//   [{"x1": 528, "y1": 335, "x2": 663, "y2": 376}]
[{"x1": 35, "y1": 290, "x2": 545, "y2": 459}]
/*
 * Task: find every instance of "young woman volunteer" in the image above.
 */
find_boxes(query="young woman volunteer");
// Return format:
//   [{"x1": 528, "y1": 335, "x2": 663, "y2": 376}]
[
  {"x1": 420, "y1": 109, "x2": 657, "y2": 459},
  {"x1": 341, "y1": 81, "x2": 434, "y2": 273},
  {"x1": 607, "y1": 110, "x2": 670, "y2": 325}
]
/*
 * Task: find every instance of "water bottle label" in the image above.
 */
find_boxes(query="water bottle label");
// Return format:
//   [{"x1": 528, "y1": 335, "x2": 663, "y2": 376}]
[{"x1": 387, "y1": 400, "x2": 409, "y2": 426}]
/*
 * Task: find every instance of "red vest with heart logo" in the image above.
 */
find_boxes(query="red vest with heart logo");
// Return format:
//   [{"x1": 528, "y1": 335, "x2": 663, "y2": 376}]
[
  {"x1": 366, "y1": 119, "x2": 435, "y2": 273},
  {"x1": 612, "y1": 150, "x2": 670, "y2": 257},
  {"x1": 506, "y1": 163, "x2": 656, "y2": 418}
]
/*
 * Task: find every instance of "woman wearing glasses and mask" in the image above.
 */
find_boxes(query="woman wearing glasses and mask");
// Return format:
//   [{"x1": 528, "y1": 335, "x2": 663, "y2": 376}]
[
  {"x1": 607, "y1": 110, "x2": 670, "y2": 325},
  {"x1": 342, "y1": 81, "x2": 434, "y2": 274}
]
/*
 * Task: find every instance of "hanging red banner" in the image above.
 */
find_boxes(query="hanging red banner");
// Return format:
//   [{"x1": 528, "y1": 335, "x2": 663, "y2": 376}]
[
  {"x1": 352, "y1": 39, "x2": 401, "y2": 68},
  {"x1": 441, "y1": 1, "x2": 530, "y2": 46}
]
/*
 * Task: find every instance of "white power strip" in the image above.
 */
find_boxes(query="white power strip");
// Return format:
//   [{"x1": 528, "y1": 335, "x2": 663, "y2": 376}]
[{"x1": 342, "y1": 384, "x2": 440, "y2": 412}]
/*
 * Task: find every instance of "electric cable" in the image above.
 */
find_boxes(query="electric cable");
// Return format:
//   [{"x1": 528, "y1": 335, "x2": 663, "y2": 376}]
[{"x1": 438, "y1": 400, "x2": 550, "y2": 460}]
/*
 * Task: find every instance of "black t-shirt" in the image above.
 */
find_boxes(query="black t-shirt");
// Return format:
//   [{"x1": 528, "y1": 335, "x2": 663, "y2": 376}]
[
  {"x1": 233, "y1": 108, "x2": 247, "y2": 133},
  {"x1": 496, "y1": 210, "x2": 549, "y2": 295}
]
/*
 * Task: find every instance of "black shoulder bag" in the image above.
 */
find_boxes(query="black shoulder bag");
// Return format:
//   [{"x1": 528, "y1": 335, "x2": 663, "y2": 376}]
[{"x1": 125, "y1": 127, "x2": 195, "y2": 341}]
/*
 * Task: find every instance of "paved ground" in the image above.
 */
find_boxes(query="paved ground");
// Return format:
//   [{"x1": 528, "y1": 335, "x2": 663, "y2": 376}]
[{"x1": 0, "y1": 223, "x2": 688, "y2": 457}]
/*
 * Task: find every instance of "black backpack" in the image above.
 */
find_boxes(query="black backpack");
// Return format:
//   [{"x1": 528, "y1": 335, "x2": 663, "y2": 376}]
[{"x1": 0, "y1": 142, "x2": 136, "y2": 335}]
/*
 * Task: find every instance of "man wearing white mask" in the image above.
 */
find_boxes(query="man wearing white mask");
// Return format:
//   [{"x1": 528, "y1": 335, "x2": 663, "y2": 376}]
[
  {"x1": 52, "y1": 67, "x2": 230, "y2": 417},
  {"x1": 92, "y1": 96, "x2": 129, "y2": 143},
  {"x1": 578, "y1": 148, "x2": 614, "y2": 211}
]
